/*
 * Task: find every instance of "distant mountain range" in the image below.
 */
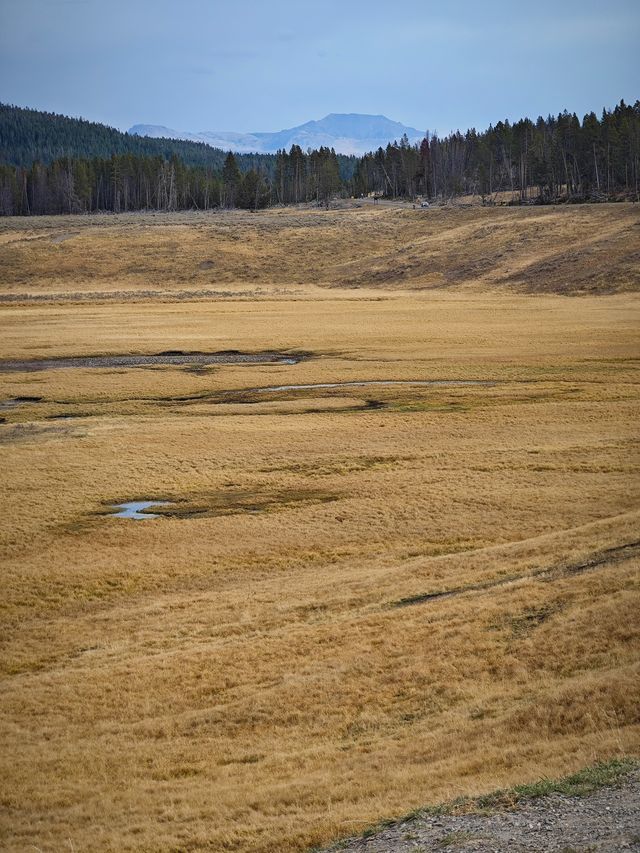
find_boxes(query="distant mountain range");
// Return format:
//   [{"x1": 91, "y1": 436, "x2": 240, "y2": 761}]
[{"x1": 128, "y1": 113, "x2": 425, "y2": 156}]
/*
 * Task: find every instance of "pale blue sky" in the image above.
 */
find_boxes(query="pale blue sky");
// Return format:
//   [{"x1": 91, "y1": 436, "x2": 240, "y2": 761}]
[{"x1": 1, "y1": 0, "x2": 638, "y2": 134}]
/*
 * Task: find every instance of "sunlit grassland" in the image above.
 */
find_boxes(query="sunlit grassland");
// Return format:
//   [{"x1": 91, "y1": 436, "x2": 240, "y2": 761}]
[
  {"x1": 0, "y1": 207, "x2": 639, "y2": 851},
  {"x1": 1, "y1": 202, "x2": 638, "y2": 297}
]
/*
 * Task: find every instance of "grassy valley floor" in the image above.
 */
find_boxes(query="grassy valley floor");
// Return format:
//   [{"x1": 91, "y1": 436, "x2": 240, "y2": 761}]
[{"x1": 0, "y1": 205, "x2": 638, "y2": 851}]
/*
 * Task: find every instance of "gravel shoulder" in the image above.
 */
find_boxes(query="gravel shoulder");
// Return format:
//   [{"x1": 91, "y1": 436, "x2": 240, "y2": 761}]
[{"x1": 322, "y1": 765, "x2": 640, "y2": 853}]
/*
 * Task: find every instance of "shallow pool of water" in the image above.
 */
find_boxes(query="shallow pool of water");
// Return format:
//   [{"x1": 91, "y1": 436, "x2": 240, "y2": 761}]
[{"x1": 110, "y1": 501, "x2": 171, "y2": 519}]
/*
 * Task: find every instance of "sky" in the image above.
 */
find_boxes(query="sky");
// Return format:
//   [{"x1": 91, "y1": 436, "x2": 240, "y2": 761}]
[{"x1": 0, "y1": 0, "x2": 638, "y2": 135}]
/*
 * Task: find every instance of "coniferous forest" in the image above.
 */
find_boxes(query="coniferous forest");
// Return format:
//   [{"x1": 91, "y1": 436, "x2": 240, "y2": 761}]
[{"x1": 0, "y1": 100, "x2": 638, "y2": 215}]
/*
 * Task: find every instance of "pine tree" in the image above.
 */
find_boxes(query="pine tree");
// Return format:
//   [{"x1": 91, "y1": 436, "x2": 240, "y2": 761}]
[{"x1": 222, "y1": 152, "x2": 241, "y2": 208}]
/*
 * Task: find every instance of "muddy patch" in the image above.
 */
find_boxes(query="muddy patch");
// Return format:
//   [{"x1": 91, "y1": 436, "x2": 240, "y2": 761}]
[
  {"x1": 0, "y1": 422, "x2": 82, "y2": 444},
  {"x1": 168, "y1": 488, "x2": 339, "y2": 518},
  {"x1": 0, "y1": 350, "x2": 310, "y2": 373},
  {"x1": 209, "y1": 379, "x2": 496, "y2": 406},
  {"x1": 46, "y1": 412, "x2": 93, "y2": 420},
  {"x1": 182, "y1": 366, "x2": 215, "y2": 375},
  {"x1": 260, "y1": 454, "x2": 414, "y2": 476},
  {"x1": 104, "y1": 488, "x2": 339, "y2": 520},
  {"x1": 147, "y1": 378, "x2": 499, "y2": 411},
  {"x1": 0, "y1": 396, "x2": 43, "y2": 410}
]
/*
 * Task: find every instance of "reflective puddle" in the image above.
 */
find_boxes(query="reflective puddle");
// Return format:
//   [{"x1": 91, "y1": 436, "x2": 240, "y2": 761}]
[{"x1": 110, "y1": 501, "x2": 171, "y2": 519}]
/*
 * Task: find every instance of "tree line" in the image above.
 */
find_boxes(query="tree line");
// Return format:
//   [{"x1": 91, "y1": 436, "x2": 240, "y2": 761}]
[
  {"x1": 0, "y1": 100, "x2": 638, "y2": 215},
  {"x1": 353, "y1": 100, "x2": 640, "y2": 202},
  {"x1": 0, "y1": 148, "x2": 349, "y2": 215}
]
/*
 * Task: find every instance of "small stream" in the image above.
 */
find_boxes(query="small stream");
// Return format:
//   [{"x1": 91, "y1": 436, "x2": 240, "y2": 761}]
[{"x1": 251, "y1": 379, "x2": 495, "y2": 393}]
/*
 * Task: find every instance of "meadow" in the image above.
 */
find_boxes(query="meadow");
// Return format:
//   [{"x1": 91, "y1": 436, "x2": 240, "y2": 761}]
[{"x1": 0, "y1": 203, "x2": 639, "y2": 851}]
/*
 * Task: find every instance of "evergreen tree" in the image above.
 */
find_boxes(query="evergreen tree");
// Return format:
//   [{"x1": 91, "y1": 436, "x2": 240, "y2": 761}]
[{"x1": 221, "y1": 152, "x2": 242, "y2": 208}]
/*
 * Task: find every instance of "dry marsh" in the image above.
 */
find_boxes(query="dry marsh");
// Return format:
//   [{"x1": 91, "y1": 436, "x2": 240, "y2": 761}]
[{"x1": 0, "y1": 205, "x2": 639, "y2": 851}]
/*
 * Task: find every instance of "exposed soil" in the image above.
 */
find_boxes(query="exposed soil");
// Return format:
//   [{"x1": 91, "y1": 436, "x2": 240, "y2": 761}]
[{"x1": 323, "y1": 769, "x2": 640, "y2": 852}]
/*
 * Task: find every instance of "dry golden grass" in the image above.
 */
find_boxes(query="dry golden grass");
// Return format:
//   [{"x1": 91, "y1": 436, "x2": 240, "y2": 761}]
[
  {"x1": 0, "y1": 202, "x2": 638, "y2": 298},
  {"x1": 0, "y1": 206, "x2": 639, "y2": 852}
]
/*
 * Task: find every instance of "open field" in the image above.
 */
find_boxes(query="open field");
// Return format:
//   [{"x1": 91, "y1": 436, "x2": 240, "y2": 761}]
[{"x1": 0, "y1": 205, "x2": 639, "y2": 851}]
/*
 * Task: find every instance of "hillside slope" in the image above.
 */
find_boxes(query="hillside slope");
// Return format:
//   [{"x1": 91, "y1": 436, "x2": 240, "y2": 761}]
[
  {"x1": 0, "y1": 204, "x2": 637, "y2": 298},
  {"x1": 0, "y1": 103, "x2": 230, "y2": 168}
]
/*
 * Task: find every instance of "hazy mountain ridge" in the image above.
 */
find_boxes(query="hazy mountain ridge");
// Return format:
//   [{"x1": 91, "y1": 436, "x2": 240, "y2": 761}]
[{"x1": 128, "y1": 113, "x2": 425, "y2": 155}]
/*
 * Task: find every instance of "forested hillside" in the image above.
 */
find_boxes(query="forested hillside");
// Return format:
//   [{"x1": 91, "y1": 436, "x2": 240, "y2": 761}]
[
  {"x1": 0, "y1": 103, "x2": 231, "y2": 169},
  {"x1": 0, "y1": 100, "x2": 638, "y2": 215},
  {"x1": 0, "y1": 103, "x2": 357, "y2": 176}
]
